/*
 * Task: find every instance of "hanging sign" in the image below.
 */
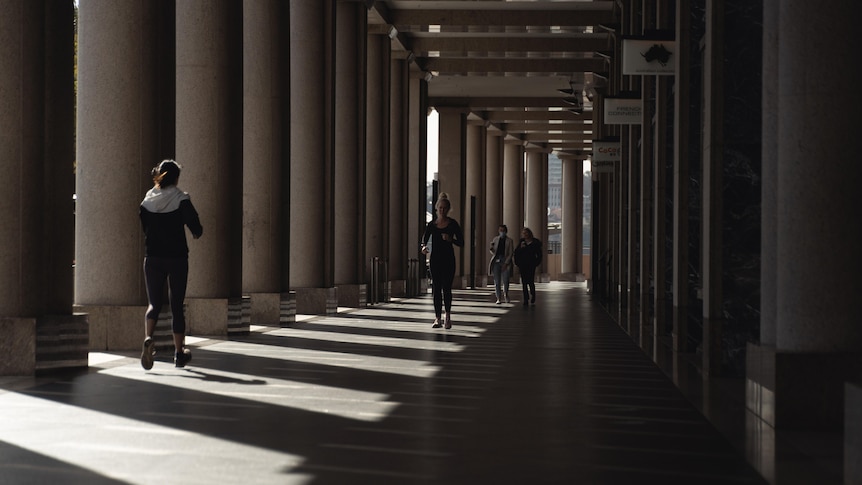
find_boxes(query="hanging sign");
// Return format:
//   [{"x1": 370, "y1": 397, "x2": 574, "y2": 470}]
[
  {"x1": 622, "y1": 38, "x2": 676, "y2": 75},
  {"x1": 592, "y1": 141, "x2": 620, "y2": 173},
  {"x1": 604, "y1": 97, "x2": 642, "y2": 125}
]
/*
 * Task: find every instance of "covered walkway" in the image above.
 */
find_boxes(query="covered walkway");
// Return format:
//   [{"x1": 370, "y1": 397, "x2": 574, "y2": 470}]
[{"x1": 3, "y1": 282, "x2": 831, "y2": 484}]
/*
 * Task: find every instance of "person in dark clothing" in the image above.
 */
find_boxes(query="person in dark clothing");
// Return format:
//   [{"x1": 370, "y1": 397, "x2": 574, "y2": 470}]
[
  {"x1": 514, "y1": 227, "x2": 542, "y2": 306},
  {"x1": 421, "y1": 192, "x2": 463, "y2": 329},
  {"x1": 139, "y1": 160, "x2": 203, "y2": 369}
]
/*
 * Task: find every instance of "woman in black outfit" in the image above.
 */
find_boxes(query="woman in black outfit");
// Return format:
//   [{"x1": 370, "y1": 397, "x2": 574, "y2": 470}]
[
  {"x1": 139, "y1": 160, "x2": 203, "y2": 370},
  {"x1": 421, "y1": 193, "x2": 463, "y2": 329},
  {"x1": 514, "y1": 227, "x2": 542, "y2": 306}
]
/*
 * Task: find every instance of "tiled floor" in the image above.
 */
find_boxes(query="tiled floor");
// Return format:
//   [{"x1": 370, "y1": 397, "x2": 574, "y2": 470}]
[{"x1": 0, "y1": 282, "x2": 801, "y2": 484}]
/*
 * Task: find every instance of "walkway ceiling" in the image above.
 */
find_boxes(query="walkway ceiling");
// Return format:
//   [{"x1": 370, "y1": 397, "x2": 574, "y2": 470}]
[{"x1": 371, "y1": 0, "x2": 619, "y2": 159}]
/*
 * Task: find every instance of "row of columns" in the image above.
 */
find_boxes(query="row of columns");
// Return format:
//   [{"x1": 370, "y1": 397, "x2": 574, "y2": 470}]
[
  {"x1": 0, "y1": 0, "x2": 431, "y2": 373},
  {"x1": 432, "y1": 109, "x2": 585, "y2": 287},
  {"x1": 591, "y1": 0, "x2": 862, "y2": 438}
]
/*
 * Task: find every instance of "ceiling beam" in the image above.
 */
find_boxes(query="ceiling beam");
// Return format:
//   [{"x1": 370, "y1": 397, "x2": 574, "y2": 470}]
[
  {"x1": 410, "y1": 35, "x2": 611, "y2": 54},
  {"x1": 484, "y1": 111, "x2": 591, "y2": 122},
  {"x1": 428, "y1": 97, "x2": 584, "y2": 109},
  {"x1": 523, "y1": 133, "x2": 591, "y2": 142},
  {"x1": 391, "y1": 8, "x2": 616, "y2": 28},
  {"x1": 504, "y1": 123, "x2": 592, "y2": 132},
  {"x1": 421, "y1": 57, "x2": 608, "y2": 74}
]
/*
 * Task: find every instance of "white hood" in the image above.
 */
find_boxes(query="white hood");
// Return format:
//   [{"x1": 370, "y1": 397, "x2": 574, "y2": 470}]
[{"x1": 141, "y1": 186, "x2": 189, "y2": 213}]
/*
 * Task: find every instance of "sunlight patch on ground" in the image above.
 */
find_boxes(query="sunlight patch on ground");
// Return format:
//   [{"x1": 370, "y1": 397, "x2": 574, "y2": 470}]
[{"x1": 0, "y1": 392, "x2": 310, "y2": 485}]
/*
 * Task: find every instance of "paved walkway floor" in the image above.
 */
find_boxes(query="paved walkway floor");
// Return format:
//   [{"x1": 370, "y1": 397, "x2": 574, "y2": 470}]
[{"x1": 1, "y1": 282, "x2": 776, "y2": 484}]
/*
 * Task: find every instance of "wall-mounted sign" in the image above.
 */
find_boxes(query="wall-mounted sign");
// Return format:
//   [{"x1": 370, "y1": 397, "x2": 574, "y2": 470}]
[
  {"x1": 622, "y1": 38, "x2": 676, "y2": 75},
  {"x1": 604, "y1": 98, "x2": 642, "y2": 124},
  {"x1": 592, "y1": 141, "x2": 620, "y2": 173}
]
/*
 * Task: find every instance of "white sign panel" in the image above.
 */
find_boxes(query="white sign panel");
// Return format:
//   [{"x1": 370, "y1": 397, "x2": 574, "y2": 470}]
[
  {"x1": 604, "y1": 98, "x2": 642, "y2": 125},
  {"x1": 622, "y1": 39, "x2": 676, "y2": 75},
  {"x1": 592, "y1": 141, "x2": 620, "y2": 173}
]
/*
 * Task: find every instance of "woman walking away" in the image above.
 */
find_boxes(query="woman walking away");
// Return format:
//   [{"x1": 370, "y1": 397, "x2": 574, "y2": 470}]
[
  {"x1": 514, "y1": 227, "x2": 542, "y2": 306},
  {"x1": 421, "y1": 193, "x2": 463, "y2": 329},
  {"x1": 139, "y1": 160, "x2": 203, "y2": 369}
]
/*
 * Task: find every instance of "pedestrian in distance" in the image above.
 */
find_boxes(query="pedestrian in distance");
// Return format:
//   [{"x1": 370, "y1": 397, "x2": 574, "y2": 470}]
[
  {"x1": 488, "y1": 224, "x2": 514, "y2": 304},
  {"x1": 139, "y1": 160, "x2": 203, "y2": 369},
  {"x1": 421, "y1": 193, "x2": 463, "y2": 329},
  {"x1": 514, "y1": 227, "x2": 542, "y2": 306}
]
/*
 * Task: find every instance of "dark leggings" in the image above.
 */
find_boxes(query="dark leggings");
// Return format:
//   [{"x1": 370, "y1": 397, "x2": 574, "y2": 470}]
[
  {"x1": 430, "y1": 259, "x2": 455, "y2": 318},
  {"x1": 144, "y1": 257, "x2": 189, "y2": 334},
  {"x1": 521, "y1": 266, "x2": 537, "y2": 302}
]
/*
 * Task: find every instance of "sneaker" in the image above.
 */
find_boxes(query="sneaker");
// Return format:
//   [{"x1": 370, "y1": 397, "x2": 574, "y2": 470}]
[
  {"x1": 140, "y1": 337, "x2": 155, "y2": 370},
  {"x1": 432, "y1": 319, "x2": 443, "y2": 328},
  {"x1": 495, "y1": 299, "x2": 501, "y2": 304},
  {"x1": 174, "y1": 348, "x2": 192, "y2": 368},
  {"x1": 444, "y1": 313, "x2": 452, "y2": 329},
  {"x1": 505, "y1": 295, "x2": 510, "y2": 303}
]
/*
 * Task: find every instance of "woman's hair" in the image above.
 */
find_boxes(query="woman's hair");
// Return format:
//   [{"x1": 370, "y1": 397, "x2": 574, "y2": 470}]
[
  {"x1": 436, "y1": 192, "x2": 451, "y2": 212},
  {"x1": 522, "y1": 227, "x2": 534, "y2": 238},
  {"x1": 152, "y1": 159, "x2": 182, "y2": 187}
]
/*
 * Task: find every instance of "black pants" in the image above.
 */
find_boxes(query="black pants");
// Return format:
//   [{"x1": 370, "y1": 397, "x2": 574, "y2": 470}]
[
  {"x1": 144, "y1": 256, "x2": 189, "y2": 334},
  {"x1": 520, "y1": 266, "x2": 537, "y2": 303},
  {"x1": 429, "y1": 257, "x2": 455, "y2": 318}
]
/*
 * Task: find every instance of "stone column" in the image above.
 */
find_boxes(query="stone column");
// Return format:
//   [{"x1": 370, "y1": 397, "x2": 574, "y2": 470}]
[
  {"x1": 750, "y1": 1, "x2": 862, "y2": 431},
  {"x1": 701, "y1": 0, "x2": 724, "y2": 377},
  {"x1": 1, "y1": 0, "x2": 85, "y2": 374},
  {"x1": 639, "y1": 74, "x2": 654, "y2": 350},
  {"x1": 406, "y1": 76, "x2": 428, "y2": 294},
  {"x1": 653, "y1": 76, "x2": 669, "y2": 340},
  {"x1": 560, "y1": 156, "x2": 584, "y2": 279},
  {"x1": 290, "y1": 0, "x2": 336, "y2": 314},
  {"x1": 366, "y1": 32, "x2": 389, "y2": 288},
  {"x1": 484, "y1": 129, "x2": 504, "y2": 286},
  {"x1": 464, "y1": 121, "x2": 486, "y2": 288},
  {"x1": 436, "y1": 107, "x2": 468, "y2": 287},
  {"x1": 75, "y1": 1, "x2": 160, "y2": 350},
  {"x1": 672, "y1": 0, "x2": 692, "y2": 352},
  {"x1": 176, "y1": 0, "x2": 238, "y2": 334},
  {"x1": 524, "y1": 147, "x2": 548, "y2": 237},
  {"x1": 334, "y1": 1, "x2": 366, "y2": 306},
  {"x1": 503, "y1": 139, "x2": 524, "y2": 238},
  {"x1": 388, "y1": 56, "x2": 408, "y2": 296},
  {"x1": 242, "y1": 0, "x2": 284, "y2": 325}
]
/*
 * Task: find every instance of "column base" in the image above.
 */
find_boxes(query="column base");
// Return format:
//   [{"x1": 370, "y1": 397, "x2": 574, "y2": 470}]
[
  {"x1": 280, "y1": 292, "x2": 296, "y2": 326},
  {"x1": 36, "y1": 313, "x2": 89, "y2": 372},
  {"x1": 247, "y1": 293, "x2": 281, "y2": 326},
  {"x1": 186, "y1": 298, "x2": 229, "y2": 336},
  {"x1": 336, "y1": 284, "x2": 366, "y2": 307},
  {"x1": 0, "y1": 317, "x2": 36, "y2": 375},
  {"x1": 74, "y1": 304, "x2": 145, "y2": 351},
  {"x1": 747, "y1": 343, "x2": 860, "y2": 430},
  {"x1": 559, "y1": 272, "x2": 586, "y2": 282},
  {"x1": 295, "y1": 287, "x2": 337, "y2": 315}
]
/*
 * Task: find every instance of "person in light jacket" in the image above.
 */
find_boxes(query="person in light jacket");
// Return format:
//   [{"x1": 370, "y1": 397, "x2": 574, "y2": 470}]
[
  {"x1": 139, "y1": 160, "x2": 203, "y2": 370},
  {"x1": 488, "y1": 224, "x2": 514, "y2": 304}
]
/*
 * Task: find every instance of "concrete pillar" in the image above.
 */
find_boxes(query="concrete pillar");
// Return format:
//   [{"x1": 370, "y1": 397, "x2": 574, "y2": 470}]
[
  {"x1": 334, "y1": 1, "x2": 366, "y2": 306},
  {"x1": 1, "y1": 0, "x2": 84, "y2": 374},
  {"x1": 75, "y1": 1, "x2": 159, "y2": 350},
  {"x1": 366, "y1": 32, "x2": 389, "y2": 281},
  {"x1": 672, "y1": 0, "x2": 692, "y2": 353},
  {"x1": 177, "y1": 0, "x2": 238, "y2": 334},
  {"x1": 524, "y1": 147, "x2": 548, "y2": 237},
  {"x1": 749, "y1": 1, "x2": 862, "y2": 431},
  {"x1": 464, "y1": 121, "x2": 486, "y2": 288},
  {"x1": 701, "y1": 0, "x2": 724, "y2": 376},
  {"x1": 388, "y1": 56, "x2": 408, "y2": 296},
  {"x1": 561, "y1": 156, "x2": 584, "y2": 279},
  {"x1": 639, "y1": 74, "x2": 654, "y2": 350},
  {"x1": 503, "y1": 139, "x2": 524, "y2": 239},
  {"x1": 436, "y1": 107, "x2": 468, "y2": 287},
  {"x1": 653, "y1": 76, "x2": 669, "y2": 341},
  {"x1": 290, "y1": 0, "x2": 336, "y2": 314},
  {"x1": 484, "y1": 130, "x2": 504, "y2": 285},
  {"x1": 242, "y1": 0, "x2": 285, "y2": 325},
  {"x1": 406, "y1": 76, "x2": 428, "y2": 294}
]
